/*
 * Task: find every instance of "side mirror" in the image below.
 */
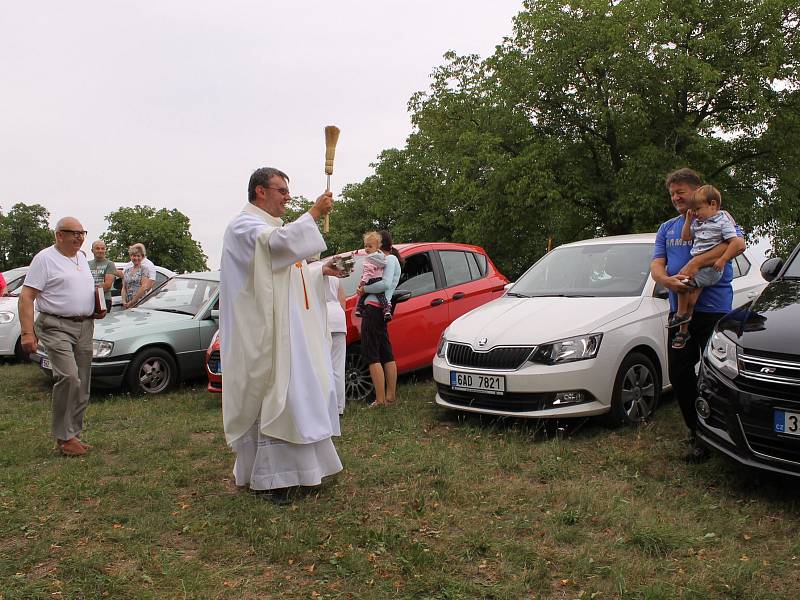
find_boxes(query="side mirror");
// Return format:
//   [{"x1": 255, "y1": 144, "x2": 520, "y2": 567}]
[
  {"x1": 210, "y1": 309, "x2": 220, "y2": 320},
  {"x1": 760, "y1": 257, "x2": 783, "y2": 282},
  {"x1": 392, "y1": 289, "x2": 412, "y2": 305},
  {"x1": 653, "y1": 282, "x2": 670, "y2": 300},
  {"x1": 503, "y1": 282, "x2": 514, "y2": 292}
]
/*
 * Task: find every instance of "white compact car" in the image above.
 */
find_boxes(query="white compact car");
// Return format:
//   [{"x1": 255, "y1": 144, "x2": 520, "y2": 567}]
[
  {"x1": 0, "y1": 267, "x2": 29, "y2": 359},
  {"x1": 433, "y1": 234, "x2": 766, "y2": 425}
]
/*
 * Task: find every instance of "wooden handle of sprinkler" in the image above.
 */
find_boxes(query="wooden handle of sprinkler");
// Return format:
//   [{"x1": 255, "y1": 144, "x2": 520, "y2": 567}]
[
  {"x1": 324, "y1": 125, "x2": 340, "y2": 234},
  {"x1": 324, "y1": 176, "x2": 330, "y2": 233}
]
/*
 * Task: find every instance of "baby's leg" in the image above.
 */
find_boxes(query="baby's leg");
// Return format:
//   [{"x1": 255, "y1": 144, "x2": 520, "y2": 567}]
[
  {"x1": 674, "y1": 288, "x2": 702, "y2": 342},
  {"x1": 676, "y1": 287, "x2": 689, "y2": 317},
  {"x1": 685, "y1": 288, "x2": 701, "y2": 316}
]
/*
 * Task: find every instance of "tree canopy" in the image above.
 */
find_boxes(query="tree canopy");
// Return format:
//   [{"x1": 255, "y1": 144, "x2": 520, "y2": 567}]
[
  {"x1": 336, "y1": 0, "x2": 799, "y2": 277},
  {"x1": 0, "y1": 203, "x2": 53, "y2": 270},
  {"x1": 102, "y1": 206, "x2": 208, "y2": 273}
]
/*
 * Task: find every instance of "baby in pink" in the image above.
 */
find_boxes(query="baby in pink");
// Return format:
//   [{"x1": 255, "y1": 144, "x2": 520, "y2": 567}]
[{"x1": 355, "y1": 231, "x2": 391, "y2": 320}]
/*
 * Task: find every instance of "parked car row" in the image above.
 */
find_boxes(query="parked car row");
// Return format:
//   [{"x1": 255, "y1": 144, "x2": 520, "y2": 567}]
[{"x1": 16, "y1": 232, "x2": 800, "y2": 480}]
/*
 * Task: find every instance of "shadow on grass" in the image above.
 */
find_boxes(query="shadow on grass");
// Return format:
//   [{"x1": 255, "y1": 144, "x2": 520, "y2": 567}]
[
  {"x1": 434, "y1": 399, "x2": 627, "y2": 447},
  {"x1": 88, "y1": 376, "x2": 217, "y2": 402},
  {"x1": 692, "y1": 453, "x2": 800, "y2": 511}
]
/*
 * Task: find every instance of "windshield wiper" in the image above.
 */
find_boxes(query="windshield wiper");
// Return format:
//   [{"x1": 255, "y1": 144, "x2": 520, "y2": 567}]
[
  {"x1": 151, "y1": 307, "x2": 195, "y2": 315},
  {"x1": 530, "y1": 293, "x2": 594, "y2": 298},
  {"x1": 505, "y1": 292, "x2": 529, "y2": 298}
]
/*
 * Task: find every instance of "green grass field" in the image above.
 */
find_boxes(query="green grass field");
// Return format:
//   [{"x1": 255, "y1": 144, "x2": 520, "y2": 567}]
[{"x1": 1, "y1": 361, "x2": 799, "y2": 599}]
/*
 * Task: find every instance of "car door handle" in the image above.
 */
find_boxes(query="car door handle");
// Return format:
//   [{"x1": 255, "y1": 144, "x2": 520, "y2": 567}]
[
  {"x1": 452, "y1": 292, "x2": 465, "y2": 300},
  {"x1": 430, "y1": 298, "x2": 445, "y2": 306}
]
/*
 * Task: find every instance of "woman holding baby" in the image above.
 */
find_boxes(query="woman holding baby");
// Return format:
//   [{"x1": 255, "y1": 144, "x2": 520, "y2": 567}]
[{"x1": 357, "y1": 230, "x2": 403, "y2": 407}]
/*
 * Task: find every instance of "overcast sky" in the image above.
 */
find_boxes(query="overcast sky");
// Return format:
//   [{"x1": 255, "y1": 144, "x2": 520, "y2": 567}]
[{"x1": 1, "y1": 1, "x2": 525, "y2": 269}]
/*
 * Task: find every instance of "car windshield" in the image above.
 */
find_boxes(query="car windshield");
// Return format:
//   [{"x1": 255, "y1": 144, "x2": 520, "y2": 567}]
[
  {"x1": 2, "y1": 268, "x2": 28, "y2": 296},
  {"x1": 138, "y1": 277, "x2": 218, "y2": 315},
  {"x1": 510, "y1": 243, "x2": 653, "y2": 298},
  {"x1": 783, "y1": 250, "x2": 800, "y2": 278}
]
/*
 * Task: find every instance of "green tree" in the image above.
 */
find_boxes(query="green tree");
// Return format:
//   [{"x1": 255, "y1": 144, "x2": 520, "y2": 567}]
[
  {"x1": 0, "y1": 203, "x2": 53, "y2": 270},
  {"x1": 340, "y1": 0, "x2": 799, "y2": 278},
  {"x1": 102, "y1": 206, "x2": 208, "y2": 273}
]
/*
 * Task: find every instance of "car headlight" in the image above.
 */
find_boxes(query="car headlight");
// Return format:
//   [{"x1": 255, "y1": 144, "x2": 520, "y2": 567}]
[
  {"x1": 92, "y1": 340, "x2": 114, "y2": 359},
  {"x1": 436, "y1": 332, "x2": 448, "y2": 358},
  {"x1": 0, "y1": 311, "x2": 15, "y2": 324},
  {"x1": 528, "y1": 333, "x2": 602, "y2": 365},
  {"x1": 706, "y1": 330, "x2": 738, "y2": 379}
]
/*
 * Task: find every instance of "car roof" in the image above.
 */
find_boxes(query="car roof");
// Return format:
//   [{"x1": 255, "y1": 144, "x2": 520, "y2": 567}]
[
  {"x1": 177, "y1": 270, "x2": 220, "y2": 282},
  {"x1": 341, "y1": 242, "x2": 489, "y2": 255},
  {"x1": 558, "y1": 233, "x2": 656, "y2": 248},
  {"x1": 114, "y1": 262, "x2": 176, "y2": 277}
]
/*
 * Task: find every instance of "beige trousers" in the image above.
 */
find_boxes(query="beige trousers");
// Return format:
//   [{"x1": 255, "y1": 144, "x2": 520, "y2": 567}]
[{"x1": 35, "y1": 313, "x2": 94, "y2": 441}]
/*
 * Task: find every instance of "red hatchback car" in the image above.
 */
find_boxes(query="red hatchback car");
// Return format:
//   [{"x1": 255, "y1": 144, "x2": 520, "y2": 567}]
[{"x1": 206, "y1": 242, "x2": 508, "y2": 400}]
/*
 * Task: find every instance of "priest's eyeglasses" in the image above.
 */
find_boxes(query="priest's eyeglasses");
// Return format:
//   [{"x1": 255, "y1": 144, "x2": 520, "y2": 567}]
[{"x1": 266, "y1": 186, "x2": 291, "y2": 196}]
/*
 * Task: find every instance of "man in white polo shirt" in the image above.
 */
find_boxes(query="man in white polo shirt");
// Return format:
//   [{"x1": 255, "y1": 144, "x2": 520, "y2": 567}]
[{"x1": 19, "y1": 217, "x2": 106, "y2": 457}]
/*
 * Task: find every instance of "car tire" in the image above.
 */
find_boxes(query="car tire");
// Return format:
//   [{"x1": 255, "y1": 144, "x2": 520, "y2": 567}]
[
  {"x1": 345, "y1": 346, "x2": 373, "y2": 403},
  {"x1": 607, "y1": 351, "x2": 660, "y2": 426},
  {"x1": 126, "y1": 347, "x2": 177, "y2": 395}
]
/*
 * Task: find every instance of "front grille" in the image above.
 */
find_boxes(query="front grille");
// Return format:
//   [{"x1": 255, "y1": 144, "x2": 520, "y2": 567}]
[
  {"x1": 446, "y1": 343, "x2": 534, "y2": 370},
  {"x1": 207, "y1": 350, "x2": 221, "y2": 375},
  {"x1": 437, "y1": 384, "x2": 594, "y2": 413},
  {"x1": 737, "y1": 351, "x2": 800, "y2": 401},
  {"x1": 739, "y1": 414, "x2": 800, "y2": 465}
]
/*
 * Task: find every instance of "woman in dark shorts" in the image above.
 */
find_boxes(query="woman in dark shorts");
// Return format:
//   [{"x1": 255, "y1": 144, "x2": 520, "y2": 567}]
[{"x1": 359, "y1": 230, "x2": 403, "y2": 407}]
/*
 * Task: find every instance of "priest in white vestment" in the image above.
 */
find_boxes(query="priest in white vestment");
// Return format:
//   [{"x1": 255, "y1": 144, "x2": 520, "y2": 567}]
[{"x1": 219, "y1": 167, "x2": 343, "y2": 504}]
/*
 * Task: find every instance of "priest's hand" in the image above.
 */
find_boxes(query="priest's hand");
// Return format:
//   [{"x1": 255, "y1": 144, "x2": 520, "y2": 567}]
[
  {"x1": 322, "y1": 259, "x2": 346, "y2": 278},
  {"x1": 309, "y1": 191, "x2": 334, "y2": 221}
]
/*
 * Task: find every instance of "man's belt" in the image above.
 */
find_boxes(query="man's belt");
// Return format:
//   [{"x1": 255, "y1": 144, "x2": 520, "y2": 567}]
[{"x1": 40, "y1": 312, "x2": 91, "y2": 323}]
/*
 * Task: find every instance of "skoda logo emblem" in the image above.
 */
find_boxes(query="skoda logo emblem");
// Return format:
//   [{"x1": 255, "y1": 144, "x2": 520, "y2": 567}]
[{"x1": 478, "y1": 337, "x2": 488, "y2": 347}]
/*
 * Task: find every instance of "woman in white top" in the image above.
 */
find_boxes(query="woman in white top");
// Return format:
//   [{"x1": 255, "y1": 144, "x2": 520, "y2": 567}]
[{"x1": 326, "y1": 275, "x2": 347, "y2": 414}]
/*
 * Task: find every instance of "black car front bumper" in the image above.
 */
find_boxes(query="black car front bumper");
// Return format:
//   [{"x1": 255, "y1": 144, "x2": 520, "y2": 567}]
[{"x1": 697, "y1": 359, "x2": 800, "y2": 478}]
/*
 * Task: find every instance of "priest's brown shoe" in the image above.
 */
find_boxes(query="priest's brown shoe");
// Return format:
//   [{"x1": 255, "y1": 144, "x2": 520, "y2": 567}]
[{"x1": 57, "y1": 438, "x2": 87, "y2": 457}]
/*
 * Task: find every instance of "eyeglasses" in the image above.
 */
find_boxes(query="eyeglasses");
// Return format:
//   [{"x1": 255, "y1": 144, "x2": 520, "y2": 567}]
[
  {"x1": 266, "y1": 186, "x2": 291, "y2": 196},
  {"x1": 59, "y1": 229, "x2": 88, "y2": 237}
]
